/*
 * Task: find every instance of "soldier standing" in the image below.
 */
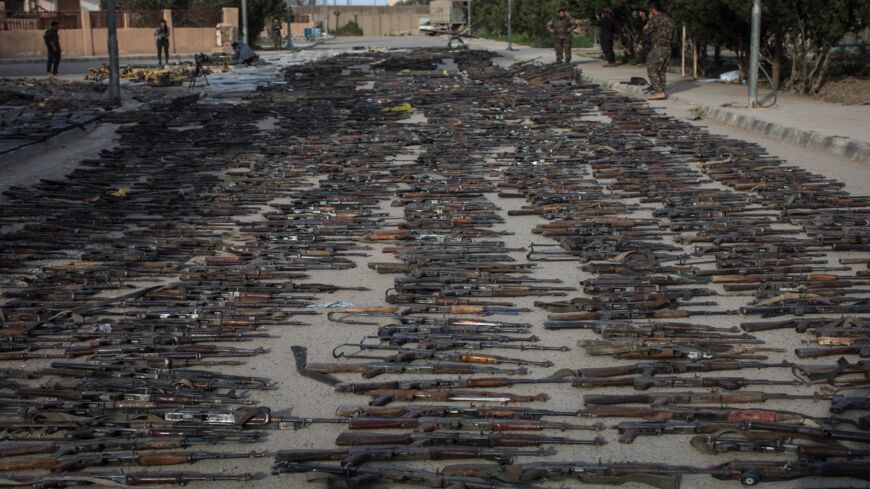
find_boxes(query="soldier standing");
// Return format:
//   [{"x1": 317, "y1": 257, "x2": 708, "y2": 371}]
[
  {"x1": 643, "y1": 1, "x2": 676, "y2": 100},
  {"x1": 547, "y1": 9, "x2": 576, "y2": 64},
  {"x1": 270, "y1": 17, "x2": 283, "y2": 50},
  {"x1": 44, "y1": 20, "x2": 61, "y2": 76}
]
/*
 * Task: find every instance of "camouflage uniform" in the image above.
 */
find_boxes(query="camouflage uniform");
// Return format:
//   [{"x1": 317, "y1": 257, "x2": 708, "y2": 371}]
[
  {"x1": 270, "y1": 19, "x2": 283, "y2": 50},
  {"x1": 643, "y1": 12, "x2": 676, "y2": 93},
  {"x1": 548, "y1": 15, "x2": 576, "y2": 63}
]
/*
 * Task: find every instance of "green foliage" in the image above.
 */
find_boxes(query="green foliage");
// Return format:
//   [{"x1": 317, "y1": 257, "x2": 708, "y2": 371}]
[
  {"x1": 472, "y1": 0, "x2": 868, "y2": 94},
  {"x1": 242, "y1": 0, "x2": 285, "y2": 47},
  {"x1": 333, "y1": 21, "x2": 364, "y2": 37},
  {"x1": 477, "y1": 28, "x2": 594, "y2": 49}
]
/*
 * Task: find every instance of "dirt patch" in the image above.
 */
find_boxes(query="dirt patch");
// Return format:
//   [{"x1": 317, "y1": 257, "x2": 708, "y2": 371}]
[{"x1": 816, "y1": 77, "x2": 870, "y2": 105}]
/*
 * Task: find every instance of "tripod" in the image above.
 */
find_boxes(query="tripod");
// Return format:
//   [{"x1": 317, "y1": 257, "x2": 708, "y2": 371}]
[{"x1": 188, "y1": 54, "x2": 210, "y2": 90}]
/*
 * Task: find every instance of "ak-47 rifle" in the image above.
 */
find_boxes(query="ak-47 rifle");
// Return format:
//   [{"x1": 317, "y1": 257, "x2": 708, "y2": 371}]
[
  {"x1": 334, "y1": 431, "x2": 606, "y2": 447},
  {"x1": 709, "y1": 459, "x2": 870, "y2": 485},
  {"x1": 333, "y1": 404, "x2": 583, "y2": 419},
  {"x1": 614, "y1": 420, "x2": 870, "y2": 444},
  {"x1": 366, "y1": 389, "x2": 550, "y2": 406},
  {"x1": 334, "y1": 372, "x2": 574, "y2": 393},
  {"x1": 274, "y1": 446, "x2": 557, "y2": 467},
  {"x1": 583, "y1": 391, "x2": 826, "y2": 407},
  {"x1": 441, "y1": 461, "x2": 714, "y2": 489},
  {"x1": 0, "y1": 472, "x2": 256, "y2": 486},
  {"x1": 570, "y1": 360, "x2": 792, "y2": 378},
  {"x1": 346, "y1": 416, "x2": 603, "y2": 432},
  {"x1": 571, "y1": 375, "x2": 802, "y2": 391},
  {"x1": 691, "y1": 432, "x2": 870, "y2": 458},
  {"x1": 0, "y1": 450, "x2": 268, "y2": 472},
  {"x1": 272, "y1": 463, "x2": 544, "y2": 489}
]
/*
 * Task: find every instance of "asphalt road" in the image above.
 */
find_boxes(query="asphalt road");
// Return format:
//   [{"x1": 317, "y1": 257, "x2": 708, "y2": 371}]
[{"x1": 0, "y1": 36, "x2": 450, "y2": 78}]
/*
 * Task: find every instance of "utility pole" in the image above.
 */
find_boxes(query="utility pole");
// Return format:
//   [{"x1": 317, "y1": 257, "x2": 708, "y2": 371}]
[
  {"x1": 241, "y1": 0, "x2": 249, "y2": 44},
  {"x1": 105, "y1": 0, "x2": 120, "y2": 104},
  {"x1": 467, "y1": 0, "x2": 471, "y2": 35},
  {"x1": 286, "y1": 0, "x2": 294, "y2": 48},
  {"x1": 507, "y1": 0, "x2": 513, "y2": 51},
  {"x1": 748, "y1": 0, "x2": 761, "y2": 108},
  {"x1": 323, "y1": 0, "x2": 329, "y2": 36}
]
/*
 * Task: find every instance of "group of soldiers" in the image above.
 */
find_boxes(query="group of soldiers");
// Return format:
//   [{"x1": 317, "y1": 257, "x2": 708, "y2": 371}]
[{"x1": 547, "y1": 1, "x2": 676, "y2": 100}]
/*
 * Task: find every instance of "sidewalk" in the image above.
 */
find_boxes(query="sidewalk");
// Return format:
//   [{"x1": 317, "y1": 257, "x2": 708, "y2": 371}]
[
  {"x1": 0, "y1": 43, "x2": 320, "y2": 65},
  {"x1": 0, "y1": 53, "x2": 201, "y2": 65},
  {"x1": 470, "y1": 39, "x2": 870, "y2": 163}
]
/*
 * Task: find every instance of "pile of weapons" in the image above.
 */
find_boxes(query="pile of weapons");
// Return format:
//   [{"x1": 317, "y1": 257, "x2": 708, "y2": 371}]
[
  {"x1": 84, "y1": 61, "x2": 229, "y2": 87},
  {"x1": 1, "y1": 47, "x2": 868, "y2": 488},
  {"x1": 0, "y1": 52, "x2": 430, "y2": 486},
  {"x1": 0, "y1": 78, "x2": 104, "y2": 154},
  {"x1": 270, "y1": 50, "x2": 870, "y2": 488}
]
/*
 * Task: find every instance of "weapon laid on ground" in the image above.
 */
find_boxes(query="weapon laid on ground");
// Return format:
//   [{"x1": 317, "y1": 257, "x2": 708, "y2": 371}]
[
  {"x1": 334, "y1": 405, "x2": 583, "y2": 419},
  {"x1": 303, "y1": 361, "x2": 528, "y2": 379},
  {"x1": 365, "y1": 389, "x2": 549, "y2": 406},
  {"x1": 740, "y1": 317, "x2": 868, "y2": 333},
  {"x1": 159, "y1": 407, "x2": 348, "y2": 430},
  {"x1": 334, "y1": 431, "x2": 606, "y2": 447},
  {"x1": 613, "y1": 420, "x2": 870, "y2": 444},
  {"x1": 691, "y1": 432, "x2": 870, "y2": 458},
  {"x1": 0, "y1": 450, "x2": 268, "y2": 472},
  {"x1": 274, "y1": 446, "x2": 556, "y2": 466},
  {"x1": 831, "y1": 395, "x2": 870, "y2": 414},
  {"x1": 795, "y1": 345, "x2": 870, "y2": 359},
  {"x1": 330, "y1": 347, "x2": 554, "y2": 367},
  {"x1": 709, "y1": 459, "x2": 870, "y2": 485},
  {"x1": 440, "y1": 461, "x2": 714, "y2": 489},
  {"x1": 346, "y1": 416, "x2": 603, "y2": 432},
  {"x1": 293, "y1": 345, "x2": 528, "y2": 381},
  {"x1": 570, "y1": 360, "x2": 792, "y2": 378},
  {"x1": 0, "y1": 436, "x2": 257, "y2": 459},
  {"x1": 0, "y1": 472, "x2": 256, "y2": 487},
  {"x1": 578, "y1": 341, "x2": 780, "y2": 360},
  {"x1": 571, "y1": 375, "x2": 802, "y2": 390},
  {"x1": 272, "y1": 463, "x2": 545, "y2": 489},
  {"x1": 583, "y1": 391, "x2": 826, "y2": 407},
  {"x1": 334, "y1": 372, "x2": 574, "y2": 393},
  {"x1": 793, "y1": 359, "x2": 870, "y2": 387}
]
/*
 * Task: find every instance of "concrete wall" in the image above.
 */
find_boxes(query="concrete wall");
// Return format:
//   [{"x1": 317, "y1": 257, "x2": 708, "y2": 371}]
[
  {"x1": 294, "y1": 6, "x2": 428, "y2": 37},
  {"x1": 0, "y1": 8, "x2": 238, "y2": 59},
  {"x1": 0, "y1": 28, "x2": 81, "y2": 58}
]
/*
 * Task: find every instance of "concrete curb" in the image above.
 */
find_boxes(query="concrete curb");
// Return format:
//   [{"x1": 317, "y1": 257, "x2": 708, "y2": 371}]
[{"x1": 584, "y1": 74, "x2": 870, "y2": 164}]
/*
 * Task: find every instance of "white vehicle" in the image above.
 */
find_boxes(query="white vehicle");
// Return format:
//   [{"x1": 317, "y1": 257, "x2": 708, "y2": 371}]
[{"x1": 418, "y1": 18, "x2": 434, "y2": 35}]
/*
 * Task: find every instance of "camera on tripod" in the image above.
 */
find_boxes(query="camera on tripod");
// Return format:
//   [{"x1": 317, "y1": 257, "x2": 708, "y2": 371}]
[{"x1": 189, "y1": 53, "x2": 211, "y2": 90}]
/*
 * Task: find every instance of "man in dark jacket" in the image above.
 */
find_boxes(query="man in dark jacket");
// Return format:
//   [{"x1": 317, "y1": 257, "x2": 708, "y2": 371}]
[
  {"x1": 597, "y1": 8, "x2": 616, "y2": 66},
  {"x1": 44, "y1": 20, "x2": 61, "y2": 76}
]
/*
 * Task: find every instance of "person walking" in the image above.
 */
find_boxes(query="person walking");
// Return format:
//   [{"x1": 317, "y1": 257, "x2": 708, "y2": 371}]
[
  {"x1": 155, "y1": 19, "x2": 170, "y2": 67},
  {"x1": 643, "y1": 1, "x2": 676, "y2": 100},
  {"x1": 597, "y1": 8, "x2": 617, "y2": 66},
  {"x1": 44, "y1": 20, "x2": 61, "y2": 76},
  {"x1": 547, "y1": 9, "x2": 576, "y2": 64},
  {"x1": 270, "y1": 17, "x2": 283, "y2": 50}
]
